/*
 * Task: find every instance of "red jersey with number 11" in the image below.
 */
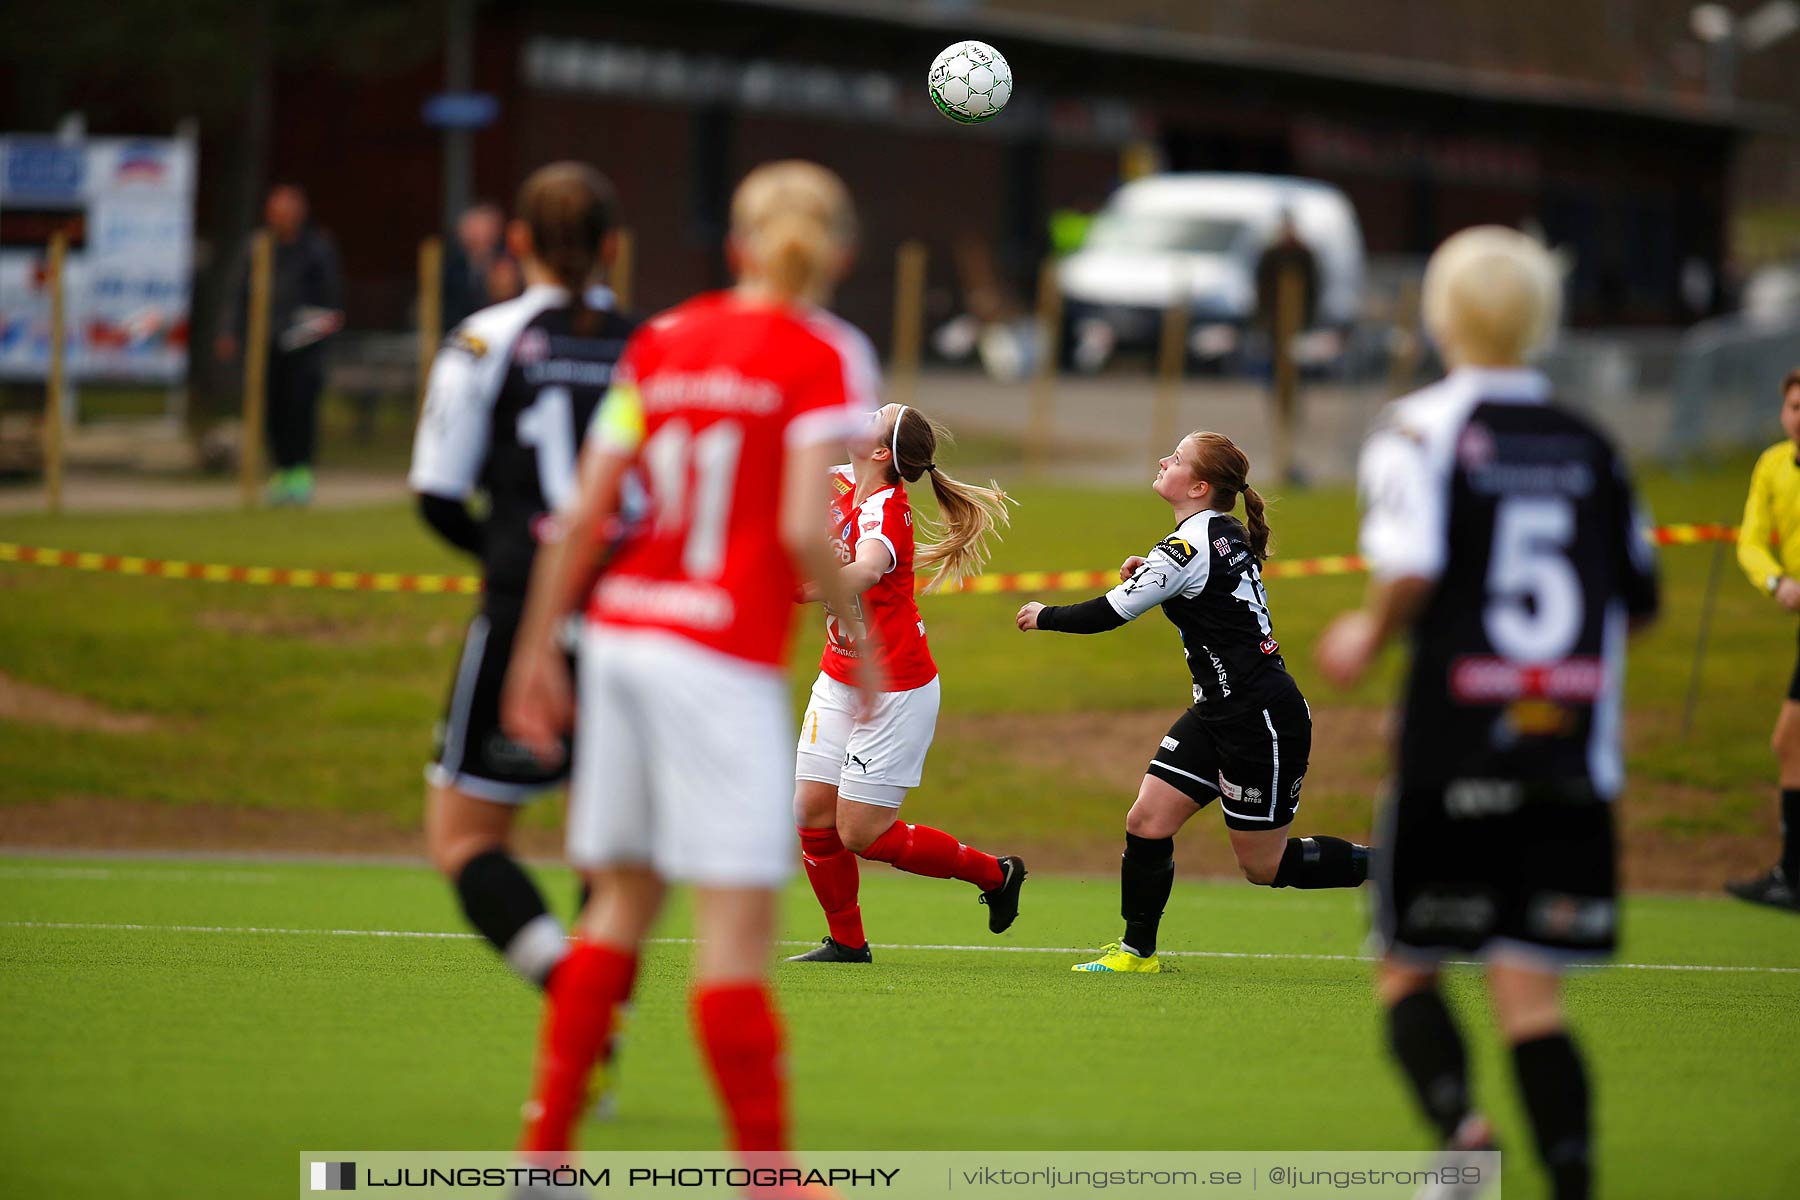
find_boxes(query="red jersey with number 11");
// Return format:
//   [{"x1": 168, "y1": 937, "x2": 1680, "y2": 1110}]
[
  {"x1": 589, "y1": 292, "x2": 875, "y2": 669},
  {"x1": 820, "y1": 465, "x2": 939, "y2": 691}
]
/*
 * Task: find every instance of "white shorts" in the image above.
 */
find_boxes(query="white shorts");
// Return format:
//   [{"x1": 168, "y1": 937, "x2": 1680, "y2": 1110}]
[
  {"x1": 568, "y1": 626, "x2": 795, "y2": 887},
  {"x1": 794, "y1": 672, "x2": 941, "y2": 807}
]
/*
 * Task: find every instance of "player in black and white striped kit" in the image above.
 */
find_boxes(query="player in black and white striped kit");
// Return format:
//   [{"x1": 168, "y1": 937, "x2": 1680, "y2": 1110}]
[
  {"x1": 1017, "y1": 431, "x2": 1369, "y2": 975},
  {"x1": 409, "y1": 163, "x2": 634, "y2": 993},
  {"x1": 1318, "y1": 227, "x2": 1659, "y2": 1200}
]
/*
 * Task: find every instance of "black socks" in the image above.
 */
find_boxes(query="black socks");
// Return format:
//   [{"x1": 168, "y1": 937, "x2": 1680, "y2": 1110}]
[
  {"x1": 1387, "y1": 989, "x2": 1471, "y2": 1141},
  {"x1": 1513, "y1": 1032, "x2": 1592, "y2": 1200},
  {"x1": 1391, "y1": 991, "x2": 1593, "y2": 1200},
  {"x1": 1271, "y1": 836, "x2": 1370, "y2": 889},
  {"x1": 1783, "y1": 789, "x2": 1800, "y2": 881},
  {"x1": 1120, "y1": 833, "x2": 1175, "y2": 957},
  {"x1": 455, "y1": 848, "x2": 568, "y2": 987}
]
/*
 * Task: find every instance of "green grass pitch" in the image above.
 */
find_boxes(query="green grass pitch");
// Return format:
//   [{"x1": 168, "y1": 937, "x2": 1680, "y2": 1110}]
[
  {"x1": 1, "y1": 856, "x2": 1796, "y2": 1199},
  {"x1": 3, "y1": 454, "x2": 1799, "y2": 1197}
]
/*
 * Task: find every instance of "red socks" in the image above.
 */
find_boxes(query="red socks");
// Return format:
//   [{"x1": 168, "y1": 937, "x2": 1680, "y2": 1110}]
[
  {"x1": 798, "y1": 826, "x2": 866, "y2": 949},
  {"x1": 520, "y1": 940, "x2": 637, "y2": 1154},
  {"x1": 863, "y1": 821, "x2": 1004, "y2": 891},
  {"x1": 694, "y1": 981, "x2": 789, "y2": 1153}
]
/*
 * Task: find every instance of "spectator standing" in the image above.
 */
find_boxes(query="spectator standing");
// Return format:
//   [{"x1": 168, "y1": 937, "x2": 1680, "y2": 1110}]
[
  {"x1": 1254, "y1": 211, "x2": 1319, "y2": 485},
  {"x1": 442, "y1": 200, "x2": 520, "y2": 328},
  {"x1": 216, "y1": 184, "x2": 343, "y2": 506}
]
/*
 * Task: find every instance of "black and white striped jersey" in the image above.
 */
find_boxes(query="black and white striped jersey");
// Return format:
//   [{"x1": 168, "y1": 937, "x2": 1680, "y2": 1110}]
[
  {"x1": 409, "y1": 283, "x2": 636, "y2": 598},
  {"x1": 1103, "y1": 509, "x2": 1300, "y2": 720},
  {"x1": 1358, "y1": 367, "x2": 1659, "y2": 797}
]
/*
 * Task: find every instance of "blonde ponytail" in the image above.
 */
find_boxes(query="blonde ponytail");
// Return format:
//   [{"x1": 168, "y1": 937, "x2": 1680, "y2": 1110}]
[
  {"x1": 730, "y1": 161, "x2": 856, "y2": 304},
  {"x1": 759, "y1": 210, "x2": 830, "y2": 304},
  {"x1": 918, "y1": 469, "x2": 1014, "y2": 592}
]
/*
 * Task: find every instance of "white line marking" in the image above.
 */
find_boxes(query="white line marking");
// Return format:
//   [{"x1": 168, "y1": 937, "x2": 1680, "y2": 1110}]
[
  {"x1": 0, "y1": 865, "x2": 279, "y2": 885},
  {"x1": 3, "y1": 921, "x2": 1796, "y2": 975}
]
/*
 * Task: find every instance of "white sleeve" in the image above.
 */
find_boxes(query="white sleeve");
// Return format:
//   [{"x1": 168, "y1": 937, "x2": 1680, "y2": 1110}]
[
  {"x1": 1357, "y1": 424, "x2": 1447, "y2": 582},
  {"x1": 1103, "y1": 535, "x2": 1211, "y2": 621},
  {"x1": 853, "y1": 491, "x2": 900, "y2": 575},
  {"x1": 408, "y1": 330, "x2": 506, "y2": 499}
]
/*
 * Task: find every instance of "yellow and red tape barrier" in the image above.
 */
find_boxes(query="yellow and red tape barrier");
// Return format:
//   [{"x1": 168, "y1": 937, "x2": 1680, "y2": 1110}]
[{"x1": 0, "y1": 523, "x2": 1736, "y2": 598}]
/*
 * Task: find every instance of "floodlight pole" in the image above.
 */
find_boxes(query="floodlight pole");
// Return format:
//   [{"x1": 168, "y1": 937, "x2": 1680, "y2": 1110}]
[{"x1": 442, "y1": 0, "x2": 475, "y2": 235}]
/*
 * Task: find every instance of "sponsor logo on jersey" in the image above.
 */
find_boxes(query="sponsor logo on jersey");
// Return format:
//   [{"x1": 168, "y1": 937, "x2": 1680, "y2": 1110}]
[
  {"x1": 1156, "y1": 536, "x2": 1197, "y2": 565},
  {"x1": 515, "y1": 328, "x2": 550, "y2": 364},
  {"x1": 1259, "y1": 637, "x2": 1280, "y2": 656},
  {"x1": 1121, "y1": 566, "x2": 1168, "y2": 595},
  {"x1": 832, "y1": 475, "x2": 853, "y2": 494},
  {"x1": 1449, "y1": 656, "x2": 1604, "y2": 704},
  {"x1": 1456, "y1": 420, "x2": 1496, "y2": 467},
  {"x1": 1160, "y1": 735, "x2": 1180, "y2": 752},
  {"x1": 1405, "y1": 889, "x2": 1497, "y2": 934},
  {"x1": 1205, "y1": 646, "x2": 1231, "y2": 698},
  {"x1": 1213, "y1": 536, "x2": 1231, "y2": 557},
  {"x1": 860, "y1": 515, "x2": 883, "y2": 534},
  {"x1": 1526, "y1": 893, "x2": 1616, "y2": 942},
  {"x1": 446, "y1": 329, "x2": 488, "y2": 358}
]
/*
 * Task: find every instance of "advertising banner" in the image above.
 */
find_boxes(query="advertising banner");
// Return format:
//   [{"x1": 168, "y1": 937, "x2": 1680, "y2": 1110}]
[{"x1": 0, "y1": 135, "x2": 196, "y2": 382}]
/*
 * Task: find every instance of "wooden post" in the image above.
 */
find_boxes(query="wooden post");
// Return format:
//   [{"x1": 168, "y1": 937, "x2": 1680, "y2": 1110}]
[
  {"x1": 889, "y1": 240, "x2": 927, "y2": 410},
  {"x1": 239, "y1": 229, "x2": 274, "y2": 509},
  {"x1": 416, "y1": 235, "x2": 444, "y2": 421},
  {"x1": 1270, "y1": 263, "x2": 1303, "y2": 483},
  {"x1": 611, "y1": 228, "x2": 635, "y2": 312},
  {"x1": 43, "y1": 232, "x2": 68, "y2": 515},
  {"x1": 1386, "y1": 277, "x2": 1422, "y2": 399},
  {"x1": 1025, "y1": 256, "x2": 1061, "y2": 473},
  {"x1": 1151, "y1": 273, "x2": 1189, "y2": 469},
  {"x1": 1681, "y1": 535, "x2": 1730, "y2": 739}
]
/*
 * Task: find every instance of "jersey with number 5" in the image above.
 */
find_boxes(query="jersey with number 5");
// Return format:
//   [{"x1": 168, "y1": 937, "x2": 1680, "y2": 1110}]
[
  {"x1": 409, "y1": 284, "x2": 636, "y2": 597},
  {"x1": 1357, "y1": 368, "x2": 1660, "y2": 795},
  {"x1": 588, "y1": 291, "x2": 876, "y2": 669}
]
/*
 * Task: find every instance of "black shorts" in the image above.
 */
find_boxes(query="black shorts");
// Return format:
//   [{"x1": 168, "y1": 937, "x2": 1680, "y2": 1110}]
[
  {"x1": 1147, "y1": 692, "x2": 1312, "y2": 832},
  {"x1": 1375, "y1": 780, "x2": 1618, "y2": 965},
  {"x1": 428, "y1": 593, "x2": 571, "y2": 804},
  {"x1": 1788, "y1": 622, "x2": 1800, "y2": 701}
]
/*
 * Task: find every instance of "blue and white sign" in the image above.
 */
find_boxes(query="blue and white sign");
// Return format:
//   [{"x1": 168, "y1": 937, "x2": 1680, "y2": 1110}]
[
  {"x1": 423, "y1": 91, "x2": 499, "y2": 129},
  {"x1": 0, "y1": 135, "x2": 196, "y2": 382}
]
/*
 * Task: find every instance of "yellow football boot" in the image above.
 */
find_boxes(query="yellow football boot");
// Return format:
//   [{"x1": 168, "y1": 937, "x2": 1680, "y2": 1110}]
[{"x1": 1071, "y1": 942, "x2": 1161, "y2": 973}]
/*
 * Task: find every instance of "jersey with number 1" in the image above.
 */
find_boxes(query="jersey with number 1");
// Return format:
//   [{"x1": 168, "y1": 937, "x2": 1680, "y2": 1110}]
[
  {"x1": 589, "y1": 291, "x2": 876, "y2": 670},
  {"x1": 820, "y1": 466, "x2": 937, "y2": 691},
  {"x1": 409, "y1": 284, "x2": 636, "y2": 598},
  {"x1": 1357, "y1": 368, "x2": 1659, "y2": 795}
]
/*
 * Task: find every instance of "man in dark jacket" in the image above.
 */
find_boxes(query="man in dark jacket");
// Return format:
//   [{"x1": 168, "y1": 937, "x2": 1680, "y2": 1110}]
[
  {"x1": 1254, "y1": 212, "x2": 1319, "y2": 484},
  {"x1": 216, "y1": 184, "x2": 344, "y2": 505}
]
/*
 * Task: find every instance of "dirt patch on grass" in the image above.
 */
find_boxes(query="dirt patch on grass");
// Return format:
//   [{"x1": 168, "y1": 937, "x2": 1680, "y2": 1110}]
[
  {"x1": 0, "y1": 795, "x2": 561, "y2": 860},
  {"x1": 944, "y1": 706, "x2": 1781, "y2": 892},
  {"x1": 0, "y1": 705, "x2": 1782, "y2": 892},
  {"x1": 0, "y1": 672, "x2": 161, "y2": 734}
]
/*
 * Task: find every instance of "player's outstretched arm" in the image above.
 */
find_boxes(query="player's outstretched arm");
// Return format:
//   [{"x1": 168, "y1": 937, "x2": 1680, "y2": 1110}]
[
  {"x1": 1019, "y1": 543, "x2": 1181, "y2": 633},
  {"x1": 1315, "y1": 575, "x2": 1433, "y2": 689}
]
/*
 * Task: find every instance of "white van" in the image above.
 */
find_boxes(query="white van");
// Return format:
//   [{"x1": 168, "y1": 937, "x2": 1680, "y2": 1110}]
[{"x1": 1057, "y1": 173, "x2": 1366, "y2": 369}]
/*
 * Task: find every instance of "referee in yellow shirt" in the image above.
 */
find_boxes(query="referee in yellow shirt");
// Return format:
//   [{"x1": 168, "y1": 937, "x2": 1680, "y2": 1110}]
[{"x1": 1732, "y1": 367, "x2": 1800, "y2": 913}]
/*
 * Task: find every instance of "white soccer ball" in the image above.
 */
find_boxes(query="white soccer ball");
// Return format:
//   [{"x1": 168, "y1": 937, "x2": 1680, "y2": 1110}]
[{"x1": 928, "y1": 41, "x2": 1012, "y2": 125}]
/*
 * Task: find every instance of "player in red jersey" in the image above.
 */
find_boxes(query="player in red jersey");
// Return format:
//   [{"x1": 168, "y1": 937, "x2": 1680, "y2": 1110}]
[
  {"x1": 502, "y1": 160, "x2": 877, "y2": 1165},
  {"x1": 787, "y1": 403, "x2": 1026, "y2": 963}
]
